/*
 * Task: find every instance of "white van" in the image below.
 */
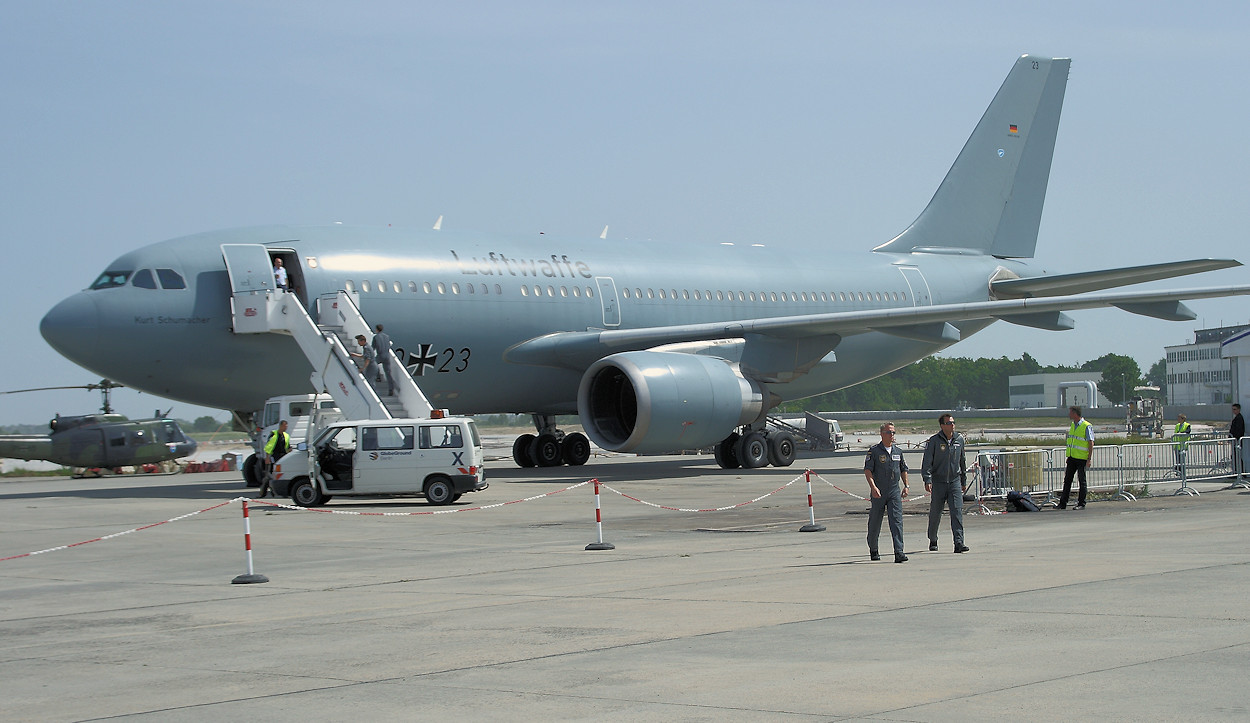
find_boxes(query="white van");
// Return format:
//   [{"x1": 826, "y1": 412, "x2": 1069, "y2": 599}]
[{"x1": 271, "y1": 417, "x2": 486, "y2": 506}]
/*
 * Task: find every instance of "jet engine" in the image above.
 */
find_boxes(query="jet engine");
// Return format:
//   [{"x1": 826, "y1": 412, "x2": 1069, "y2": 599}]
[{"x1": 577, "y1": 351, "x2": 765, "y2": 454}]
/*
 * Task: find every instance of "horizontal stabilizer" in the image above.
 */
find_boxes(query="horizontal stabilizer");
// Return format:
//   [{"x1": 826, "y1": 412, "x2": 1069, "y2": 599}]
[
  {"x1": 995, "y1": 311, "x2": 1075, "y2": 331},
  {"x1": 1112, "y1": 301, "x2": 1196, "y2": 322},
  {"x1": 874, "y1": 322, "x2": 961, "y2": 343},
  {"x1": 992, "y1": 259, "x2": 1242, "y2": 298}
]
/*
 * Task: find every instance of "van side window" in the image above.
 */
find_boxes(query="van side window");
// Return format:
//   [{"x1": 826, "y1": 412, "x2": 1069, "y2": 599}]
[
  {"x1": 420, "y1": 424, "x2": 463, "y2": 449},
  {"x1": 362, "y1": 426, "x2": 414, "y2": 451}
]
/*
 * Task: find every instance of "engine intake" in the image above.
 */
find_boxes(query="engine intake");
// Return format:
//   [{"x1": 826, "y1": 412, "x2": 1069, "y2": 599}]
[{"x1": 577, "y1": 351, "x2": 764, "y2": 454}]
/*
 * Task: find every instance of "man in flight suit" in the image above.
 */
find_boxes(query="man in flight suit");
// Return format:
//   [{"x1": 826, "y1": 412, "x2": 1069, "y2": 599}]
[
  {"x1": 922, "y1": 413, "x2": 970, "y2": 553},
  {"x1": 864, "y1": 422, "x2": 910, "y2": 563}
]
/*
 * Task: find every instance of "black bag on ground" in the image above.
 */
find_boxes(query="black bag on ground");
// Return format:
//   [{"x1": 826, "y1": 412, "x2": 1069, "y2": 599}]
[{"x1": 1007, "y1": 490, "x2": 1040, "y2": 512}]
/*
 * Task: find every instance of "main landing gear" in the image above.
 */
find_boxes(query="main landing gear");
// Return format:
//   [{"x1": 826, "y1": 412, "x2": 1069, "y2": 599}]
[
  {"x1": 713, "y1": 427, "x2": 797, "y2": 469},
  {"x1": 512, "y1": 414, "x2": 591, "y2": 468}
]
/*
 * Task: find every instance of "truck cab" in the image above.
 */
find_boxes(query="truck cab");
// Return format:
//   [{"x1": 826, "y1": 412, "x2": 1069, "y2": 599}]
[
  {"x1": 243, "y1": 393, "x2": 341, "y2": 487},
  {"x1": 272, "y1": 416, "x2": 486, "y2": 506}
]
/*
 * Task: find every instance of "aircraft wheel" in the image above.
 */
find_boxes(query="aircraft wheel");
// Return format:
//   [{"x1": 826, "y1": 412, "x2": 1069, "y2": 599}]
[
  {"x1": 290, "y1": 477, "x2": 326, "y2": 507},
  {"x1": 561, "y1": 433, "x2": 591, "y2": 466},
  {"x1": 714, "y1": 433, "x2": 741, "y2": 469},
  {"x1": 424, "y1": 475, "x2": 455, "y2": 505},
  {"x1": 739, "y1": 432, "x2": 769, "y2": 469},
  {"x1": 513, "y1": 434, "x2": 537, "y2": 467},
  {"x1": 531, "y1": 433, "x2": 563, "y2": 467},
  {"x1": 242, "y1": 454, "x2": 261, "y2": 487},
  {"x1": 767, "y1": 432, "x2": 797, "y2": 467}
]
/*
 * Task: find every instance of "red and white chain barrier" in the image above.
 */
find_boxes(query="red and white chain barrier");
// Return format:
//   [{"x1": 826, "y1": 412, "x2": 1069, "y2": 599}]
[
  {"x1": 810, "y1": 471, "x2": 929, "y2": 502},
  {"x1": 0, "y1": 498, "x2": 238, "y2": 562},
  {"x1": 598, "y1": 474, "x2": 803, "y2": 512},
  {"x1": 248, "y1": 480, "x2": 590, "y2": 516}
]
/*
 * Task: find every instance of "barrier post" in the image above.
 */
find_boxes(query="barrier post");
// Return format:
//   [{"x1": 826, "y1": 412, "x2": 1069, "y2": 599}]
[
  {"x1": 798, "y1": 469, "x2": 825, "y2": 532},
  {"x1": 231, "y1": 499, "x2": 270, "y2": 584},
  {"x1": 1235, "y1": 438, "x2": 1250, "y2": 489},
  {"x1": 585, "y1": 479, "x2": 615, "y2": 551}
]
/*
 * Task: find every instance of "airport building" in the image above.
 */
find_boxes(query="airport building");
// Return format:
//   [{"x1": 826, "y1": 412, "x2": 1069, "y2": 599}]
[
  {"x1": 1008, "y1": 372, "x2": 1111, "y2": 409},
  {"x1": 1164, "y1": 324, "x2": 1248, "y2": 406},
  {"x1": 1220, "y1": 326, "x2": 1250, "y2": 409}
]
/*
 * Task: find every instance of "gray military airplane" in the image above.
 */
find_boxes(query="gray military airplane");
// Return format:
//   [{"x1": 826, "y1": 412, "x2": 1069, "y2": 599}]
[{"x1": 39, "y1": 55, "x2": 1250, "y2": 470}]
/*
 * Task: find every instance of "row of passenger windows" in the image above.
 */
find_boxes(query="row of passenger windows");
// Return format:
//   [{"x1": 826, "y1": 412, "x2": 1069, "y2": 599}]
[
  {"x1": 344, "y1": 278, "x2": 908, "y2": 304},
  {"x1": 90, "y1": 269, "x2": 186, "y2": 291}
]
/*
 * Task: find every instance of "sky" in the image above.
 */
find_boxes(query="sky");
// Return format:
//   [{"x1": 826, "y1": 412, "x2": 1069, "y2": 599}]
[{"x1": 2, "y1": 1, "x2": 1248, "y2": 425}]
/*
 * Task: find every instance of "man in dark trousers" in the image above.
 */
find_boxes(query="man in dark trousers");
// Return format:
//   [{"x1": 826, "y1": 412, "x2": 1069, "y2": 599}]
[
  {"x1": 864, "y1": 422, "x2": 910, "y2": 563},
  {"x1": 371, "y1": 324, "x2": 395, "y2": 396},
  {"x1": 922, "y1": 413, "x2": 969, "y2": 553},
  {"x1": 1058, "y1": 406, "x2": 1093, "y2": 510},
  {"x1": 1231, "y1": 403, "x2": 1245, "y2": 479},
  {"x1": 258, "y1": 419, "x2": 290, "y2": 498}
]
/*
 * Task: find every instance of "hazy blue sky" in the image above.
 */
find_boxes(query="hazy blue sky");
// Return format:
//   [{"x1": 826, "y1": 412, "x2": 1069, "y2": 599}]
[{"x1": 2, "y1": 1, "x2": 1247, "y2": 424}]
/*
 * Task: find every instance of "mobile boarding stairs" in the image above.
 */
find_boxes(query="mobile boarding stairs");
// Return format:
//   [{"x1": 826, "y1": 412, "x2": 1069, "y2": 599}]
[{"x1": 221, "y1": 243, "x2": 434, "y2": 422}]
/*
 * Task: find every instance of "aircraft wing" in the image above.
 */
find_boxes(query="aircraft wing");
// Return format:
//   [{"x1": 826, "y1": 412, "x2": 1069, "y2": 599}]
[
  {"x1": 990, "y1": 259, "x2": 1240, "y2": 298},
  {"x1": 504, "y1": 284, "x2": 1250, "y2": 373}
]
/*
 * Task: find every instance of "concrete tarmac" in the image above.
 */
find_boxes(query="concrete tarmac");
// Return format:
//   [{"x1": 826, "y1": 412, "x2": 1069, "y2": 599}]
[{"x1": 2, "y1": 451, "x2": 1248, "y2": 721}]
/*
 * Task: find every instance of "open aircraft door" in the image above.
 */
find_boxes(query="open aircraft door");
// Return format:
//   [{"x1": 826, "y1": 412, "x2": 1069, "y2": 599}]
[{"x1": 222, "y1": 244, "x2": 278, "y2": 334}]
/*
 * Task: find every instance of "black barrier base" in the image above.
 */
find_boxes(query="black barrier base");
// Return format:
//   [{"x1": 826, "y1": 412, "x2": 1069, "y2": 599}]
[
  {"x1": 585, "y1": 542, "x2": 615, "y2": 550},
  {"x1": 231, "y1": 573, "x2": 270, "y2": 584},
  {"x1": 799, "y1": 524, "x2": 826, "y2": 532}
]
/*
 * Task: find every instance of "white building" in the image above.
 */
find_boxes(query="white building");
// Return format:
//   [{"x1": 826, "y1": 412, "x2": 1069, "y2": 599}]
[
  {"x1": 1220, "y1": 327, "x2": 1250, "y2": 409},
  {"x1": 1165, "y1": 324, "x2": 1247, "y2": 406},
  {"x1": 1008, "y1": 372, "x2": 1112, "y2": 409}
]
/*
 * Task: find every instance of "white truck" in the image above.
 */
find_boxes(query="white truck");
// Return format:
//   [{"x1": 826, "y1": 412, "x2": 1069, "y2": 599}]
[
  {"x1": 242, "y1": 393, "x2": 340, "y2": 487},
  {"x1": 269, "y1": 415, "x2": 487, "y2": 507}
]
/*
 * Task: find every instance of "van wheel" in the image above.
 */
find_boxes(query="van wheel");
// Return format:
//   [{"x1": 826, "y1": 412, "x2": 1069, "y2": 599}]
[
  {"x1": 242, "y1": 454, "x2": 261, "y2": 487},
  {"x1": 291, "y1": 477, "x2": 325, "y2": 507},
  {"x1": 425, "y1": 476, "x2": 455, "y2": 505}
]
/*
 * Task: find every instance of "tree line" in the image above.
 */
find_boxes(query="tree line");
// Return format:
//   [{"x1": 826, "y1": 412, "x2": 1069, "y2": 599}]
[{"x1": 777, "y1": 353, "x2": 1166, "y2": 412}]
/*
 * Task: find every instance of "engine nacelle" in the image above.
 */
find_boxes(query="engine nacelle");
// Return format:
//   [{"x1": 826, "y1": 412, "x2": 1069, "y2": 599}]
[{"x1": 577, "y1": 351, "x2": 765, "y2": 454}]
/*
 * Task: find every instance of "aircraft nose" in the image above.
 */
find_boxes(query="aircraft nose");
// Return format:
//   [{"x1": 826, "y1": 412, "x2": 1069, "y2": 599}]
[{"x1": 41, "y1": 293, "x2": 101, "y2": 363}]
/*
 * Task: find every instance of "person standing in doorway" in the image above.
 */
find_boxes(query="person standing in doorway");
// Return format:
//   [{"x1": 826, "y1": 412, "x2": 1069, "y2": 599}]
[
  {"x1": 1058, "y1": 406, "x2": 1092, "y2": 510},
  {"x1": 273, "y1": 257, "x2": 288, "y2": 291},
  {"x1": 922, "y1": 413, "x2": 969, "y2": 553},
  {"x1": 864, "y1": 422, "x2": 910, "y2": 563}
]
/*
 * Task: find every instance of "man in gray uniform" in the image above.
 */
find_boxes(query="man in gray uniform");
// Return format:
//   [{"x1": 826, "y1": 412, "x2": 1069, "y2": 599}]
[
  {"x1": 864, "y1": 422, "x2": 910, "y2": 563},
  {"x1": 922, "y1": 413, "x2": 970, "y2": 553},
  {"x1": 371, "y1": 323, "x2": 395, "y2": 396}
]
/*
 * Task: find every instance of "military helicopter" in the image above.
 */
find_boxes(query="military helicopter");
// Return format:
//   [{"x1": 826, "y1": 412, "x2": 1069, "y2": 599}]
[{"x1": 0, "y1": 380, "x2": 198, "y2": 476}]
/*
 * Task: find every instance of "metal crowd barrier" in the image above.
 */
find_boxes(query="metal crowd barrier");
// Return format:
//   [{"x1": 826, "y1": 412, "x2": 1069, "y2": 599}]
[{"x1": 970, "y1": 437, "x2": 1242, "y2": 509}]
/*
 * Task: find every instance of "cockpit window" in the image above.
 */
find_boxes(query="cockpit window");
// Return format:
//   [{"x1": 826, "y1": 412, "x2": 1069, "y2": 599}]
[
  {"x1": 132, "y1": 269, "x2": 157, "y2": 289},
  {"x1": 156, "y1": 268, "x2": 186, "y2": 289},
  {"x1": 90, "y1": 270, "x2": 132, "y2": 289}
]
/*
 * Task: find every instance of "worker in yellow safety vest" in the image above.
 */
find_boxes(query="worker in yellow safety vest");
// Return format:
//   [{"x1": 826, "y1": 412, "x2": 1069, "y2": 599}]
[
  {"x1": 1172, "y1": 413, "x2": 1191, "y2": 476},
  {"x1": 1058, "y1": 406, "x2": 1093, "y2": 510}
]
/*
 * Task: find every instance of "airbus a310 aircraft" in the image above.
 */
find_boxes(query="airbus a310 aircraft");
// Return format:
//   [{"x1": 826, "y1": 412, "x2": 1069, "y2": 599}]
[{"x1": 41, "y1": 55, "x2": 1250, "y2": 470}]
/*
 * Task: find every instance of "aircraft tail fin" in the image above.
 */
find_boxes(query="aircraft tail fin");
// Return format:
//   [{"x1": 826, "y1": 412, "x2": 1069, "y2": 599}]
[{"x1": 875, "y1": 55, "x2": 1070, "y2": 259}]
